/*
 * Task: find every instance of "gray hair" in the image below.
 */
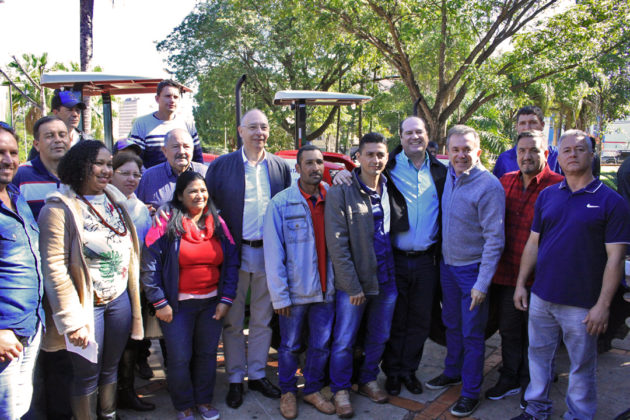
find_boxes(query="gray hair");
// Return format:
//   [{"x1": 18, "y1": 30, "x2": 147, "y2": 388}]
[
  {"x1": 558, "y1": 129, "x2": 592, "y2": 152},
  {"x1": 446, "y1": 125, "x2": 480, "y2": 148},
  {"x1": 164, "y1": 128, "x2": 193, "y2": 147},
  {"x1": 517, "y1": 130, "x2": 547, "y2": 149}
]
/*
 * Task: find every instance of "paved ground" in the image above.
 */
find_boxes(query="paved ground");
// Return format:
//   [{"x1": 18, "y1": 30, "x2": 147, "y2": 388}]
[{"x1": 120, "y1": 319, "x2": 630, "y2": 420}]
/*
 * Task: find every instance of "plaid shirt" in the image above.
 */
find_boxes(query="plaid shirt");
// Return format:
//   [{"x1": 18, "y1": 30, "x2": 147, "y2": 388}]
[{"x1": 492, "y1": 164, "x2": 564, "y2": 286}]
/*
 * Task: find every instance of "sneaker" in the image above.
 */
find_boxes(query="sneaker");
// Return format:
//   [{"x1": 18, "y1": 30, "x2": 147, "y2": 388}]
[
  {"x1": 450, "y1": 396, "x2": 480, "y2": 417},
  {"x1": 176, "y1": 408, "x2": 195, "y2": 420},
  {"x1": 333, "y1": 390, "x2": 354, "y2": 418},
  {"x1": 303, "y1": 391, "x2": 335, "y2": 415},
  {"x1": 510, "y1": 412, "x2": 536, "y2": 420},
  {"x1": 280, "y1": 392, "x2": 297, "y2": 419},
  {"x1": 358, "y1": 380, "x2": 388, "y2": 404},
  {"x1": 485, "y1": 378, "x2": 521, "y2": 400},
  {"x1": 425, "y1": 373, "x2": 462, "y2": 390},
  {"x1": 198, "y1": 404, "x2": 220, "y2": 420}
]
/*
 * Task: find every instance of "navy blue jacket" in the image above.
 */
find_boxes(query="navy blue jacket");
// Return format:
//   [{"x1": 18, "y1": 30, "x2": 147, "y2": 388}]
[
  {"x1": 140, "y1": 217, "x2": 239, "y2": 312},
  {"x1": 0, "y1": 184, "x2": 44, "y2": 338},
  {"x1": 205, "y1": 148, "x2": 292, "y2": 248}
]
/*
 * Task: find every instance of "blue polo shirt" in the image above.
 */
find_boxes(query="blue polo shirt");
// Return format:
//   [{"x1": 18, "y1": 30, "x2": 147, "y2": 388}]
[
  {"x1": 355, "y1": 171, "x2": 396, "y2": 293},
  {"x1": 531, "y1": 178, "x2": 630, "y2": 308},
  {"x1": 0, "y1": 184, "x2": 44, "y2": 338},
  {"x1": 389, "y1": 151, "x2": 439, "y2": 251}
]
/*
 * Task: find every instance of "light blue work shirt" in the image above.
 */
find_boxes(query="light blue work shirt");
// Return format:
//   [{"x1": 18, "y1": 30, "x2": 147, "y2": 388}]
[{"x1": 389, "y1": 151, "x2": 439, "y2": 251}]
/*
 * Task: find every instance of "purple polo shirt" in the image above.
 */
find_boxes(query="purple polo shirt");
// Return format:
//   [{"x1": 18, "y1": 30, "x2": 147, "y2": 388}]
[{"x1": 531, "y1": 178, "x2": 630, "y2": 308}]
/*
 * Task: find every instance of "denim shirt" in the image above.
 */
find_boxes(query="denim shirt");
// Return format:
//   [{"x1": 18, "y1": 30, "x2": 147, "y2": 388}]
[
  {"x1": 0, "y1": 184, "x2": 44, "y2": 338},
  {"x1": 263, "y1": 182, "x2": 335, "y2": 309}
]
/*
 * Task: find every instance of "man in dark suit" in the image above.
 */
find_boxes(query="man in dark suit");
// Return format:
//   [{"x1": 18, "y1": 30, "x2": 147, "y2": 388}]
[{"x1": 205, "y1": 109, "x2": 292, "y2": 409}]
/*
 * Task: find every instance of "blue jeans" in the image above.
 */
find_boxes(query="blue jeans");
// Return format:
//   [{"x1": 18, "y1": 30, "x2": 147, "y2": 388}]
[
  {"x1": 441, "y1": 262, "x2": 489, "y2": 399},
  {"x1": 160, "y1": 298, "x2": 223, "y2": 411},
  {"x1": 278, "y1": 301, "x2": 334, "y2": 394},
  {"x1": 69, "y1": 290, "x2": 132, "y2": 396},
  {"x1": 524, "y1": 293, "x2": 597, "y2": 420},
  {"x1": 0, "y1": 323, "x2": 41, "y2": 420},
  {"x1": 330, "y1": 287, "x2": 397, "y2": 393}
]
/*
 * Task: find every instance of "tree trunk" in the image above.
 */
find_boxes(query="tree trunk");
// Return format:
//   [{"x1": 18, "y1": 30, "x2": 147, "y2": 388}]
[{"x1": 80, "y1": 0, "x2": 94, "y2": 134}]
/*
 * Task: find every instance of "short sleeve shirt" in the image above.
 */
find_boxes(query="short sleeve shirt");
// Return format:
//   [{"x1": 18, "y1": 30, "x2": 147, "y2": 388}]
[{"x1": 531, "y1": 178, "x2": 630, "y2": 308}]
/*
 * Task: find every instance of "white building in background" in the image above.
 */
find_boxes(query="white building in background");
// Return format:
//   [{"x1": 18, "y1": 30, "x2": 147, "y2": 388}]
[
  {"x1": 118, "y1": 97, "x2": 139, "y2": 138},
  {"x1": 601, "y1": 120, "x2": 630, "y2": 162}
]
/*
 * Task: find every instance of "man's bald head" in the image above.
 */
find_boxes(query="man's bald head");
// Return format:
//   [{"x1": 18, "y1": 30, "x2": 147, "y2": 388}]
[{"x1": 239, "y1": 109, "x2": 269, "y2": 155}]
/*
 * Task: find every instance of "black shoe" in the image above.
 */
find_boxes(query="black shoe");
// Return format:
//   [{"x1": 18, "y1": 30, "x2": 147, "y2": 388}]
[
  {"x1": 385, "y1": 376, "x2": 401, "y2": 396},
  {"x1": 510, "y1": 412, "x2": 535, "y2": 420},
  {"x1": 450, "y1": 396, "x2": 480, "y2": 417},
  {"x1": 520, "y1": 393, "x2": 528, "y2": 410},
  {"x1": 226, "y1": 383, "x2": 244, "y2": 408},
  {"x1": 425, "y1": 373, "x2": 462, "y2": 390},
  {"x1": 400, "y1": 374, "x2": 423, "y2": 394},
  {"x1": 136, "y1": 359, "x2": 154, "y2": 380},
  {"x1": 485, "y1": 378, "x2": 521, "y2": 400},
  {"x1": 248, "y1": 377, "x2": 281, "y2": 399},
  {"x1": 117, "y1": 387, "x2": 156, "y2": 411}
]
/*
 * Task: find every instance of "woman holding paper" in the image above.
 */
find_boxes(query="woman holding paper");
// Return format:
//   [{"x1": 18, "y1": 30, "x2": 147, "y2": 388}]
[{"x1": 38, "y1": 140, "x2": 143, "y2": 420}]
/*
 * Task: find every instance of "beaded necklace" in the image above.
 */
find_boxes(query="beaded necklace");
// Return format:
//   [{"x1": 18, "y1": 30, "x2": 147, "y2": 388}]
[{"x1": 78, "y1": 194, "x2": 128, "y2": 237}]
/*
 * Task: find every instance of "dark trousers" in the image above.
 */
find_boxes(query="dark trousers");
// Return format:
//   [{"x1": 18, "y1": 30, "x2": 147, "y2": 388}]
[
  {"x1": 496, "y1": 284, "x2": 530, "y2": 387},
  {"x1": 23, "y1": 349, "x2": 74, "y2": 420},
  {"x1": 382, "y1": 252, "x2": 439, "y2": 377}
]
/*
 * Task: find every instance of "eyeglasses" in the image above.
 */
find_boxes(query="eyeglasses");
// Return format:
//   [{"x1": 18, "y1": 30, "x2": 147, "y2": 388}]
[
  {"x1": 244, "y1": 124, "x2": 269, "y2": 132},
  {"x1": 115, "y1": 170, "x2": 142, "y2": 180}
]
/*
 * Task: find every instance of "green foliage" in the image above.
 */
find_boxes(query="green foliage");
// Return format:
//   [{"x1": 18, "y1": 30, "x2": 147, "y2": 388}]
[
  {"x1": 158, "y1": 0, "x2": 386, "y2": 151},
  {"x1": 2, "y1": 53, "x2": 108, "y2": 158}
]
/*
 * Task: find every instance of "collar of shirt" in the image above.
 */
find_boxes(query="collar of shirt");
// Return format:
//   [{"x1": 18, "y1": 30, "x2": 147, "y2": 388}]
[
  {"x1": 517, "y1": 163, "x2": 552, "y2": 188},
  {"x1": 31, "y1": 156, "x2": 61, "y2": 182},
  {"x1": 558, "y1": 177, "x2": 601, "y2": 194},
  {"x1": 298, "y1": 181, "x2": 326, "y2": 206},
  {"x1": 448, "y1": 164, "x2": 459, "y2": 185},
  {"x1": 398, "y1": 150, "x2": 430, "y2": 171},
  {"x1": 355, "y1": 168, "x2": 388, "y2": 199},
  {"x1": 165, "y1": 161, "x2": 193, "y2": 178},
  {"x1": 0, "y1": 184, "x2": 19, "y2": 214},
  {"x1": 241, "y1": 147, "x2": 267, "y2": 165}
]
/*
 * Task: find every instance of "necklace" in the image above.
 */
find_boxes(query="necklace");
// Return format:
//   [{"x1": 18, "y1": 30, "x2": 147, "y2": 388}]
[{"x1": 78, "y1": 194, "x2": 128, "y2": 237}]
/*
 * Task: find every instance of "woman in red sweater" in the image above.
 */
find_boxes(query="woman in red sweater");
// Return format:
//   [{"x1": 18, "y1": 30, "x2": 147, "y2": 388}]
[{"x1": 141, "y1": 171, "x2": 239, "y2": 420}]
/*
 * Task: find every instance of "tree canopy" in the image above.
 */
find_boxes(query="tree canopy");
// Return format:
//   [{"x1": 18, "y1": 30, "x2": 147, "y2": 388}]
[{"x1": 158, "y1": 0, "x2": 630, "y2": 154}]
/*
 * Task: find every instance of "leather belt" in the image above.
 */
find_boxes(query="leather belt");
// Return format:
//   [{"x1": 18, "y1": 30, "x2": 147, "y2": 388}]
[
  {"x1": 242, "y1": 239, "x2": 264, "y2": 248},
  {"x1": 393, "y1": 245, "x2": 435, "y2": 257}
]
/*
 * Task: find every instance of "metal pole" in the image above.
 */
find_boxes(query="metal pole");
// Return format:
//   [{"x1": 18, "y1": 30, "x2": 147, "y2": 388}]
[
  {"x1": 102, "y1": 92, "x2": 113, "y2": 150},
  {"x1": 235, "y1": 74, "x2": 247, "y2": 148},
  {"x1": 8, "y1": 84, "x2": 14, "y2": 126},
  {"x1": 295, "y1": 99, "x2": 307, "y2": 149}
]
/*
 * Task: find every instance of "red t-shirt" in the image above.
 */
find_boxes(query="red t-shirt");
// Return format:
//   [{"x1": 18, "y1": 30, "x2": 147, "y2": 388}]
[
  {"x1": 298, "y1": 182, "x2": 327, "y2": 292},
  {"x1": 178, "y1": 217, "x2": 224, "y2": 295}
]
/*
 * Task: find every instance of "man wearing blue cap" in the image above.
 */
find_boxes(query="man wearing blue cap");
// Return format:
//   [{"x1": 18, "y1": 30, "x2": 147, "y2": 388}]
[{"x1": 51, "y1": 90, "x2": 92, "y2": 146}]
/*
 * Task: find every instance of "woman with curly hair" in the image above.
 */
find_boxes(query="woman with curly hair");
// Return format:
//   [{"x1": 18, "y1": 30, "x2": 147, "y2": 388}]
[
  {"x1": 142, "y1": 171, "x2": 239, "y2": 420},
  {"x1": 38, "y1": 140, "x2": 143, "y2": 420}
]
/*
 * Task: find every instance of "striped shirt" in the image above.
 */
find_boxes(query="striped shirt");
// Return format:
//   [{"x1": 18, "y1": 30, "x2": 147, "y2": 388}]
[
  {"x1": 129, "y1": 113, "x2": 203, "y2": 169},
  {"x1": 12, "y1": 157, "x2": 61, "y2": 220}
]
